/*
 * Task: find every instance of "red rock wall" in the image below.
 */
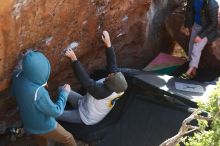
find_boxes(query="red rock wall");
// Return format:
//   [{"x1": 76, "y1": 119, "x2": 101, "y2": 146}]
[
  {"x1": 0, "y1": 0, "x2": 185, "y2": 125},
  {"x1": 0, "y1": 0, "x2": 151, "y2": 93}
]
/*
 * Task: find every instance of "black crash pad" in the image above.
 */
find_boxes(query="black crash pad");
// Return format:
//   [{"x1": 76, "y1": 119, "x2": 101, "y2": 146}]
[
  {"x1": 134, "y1": 73, "x2": 216, "y2": 108},
  {"x1": 97, "y1": 97, "x2": 189, "y2": 146},
  {"x1": 59, "y1": 70, "x2": 195, "y2": 146}
]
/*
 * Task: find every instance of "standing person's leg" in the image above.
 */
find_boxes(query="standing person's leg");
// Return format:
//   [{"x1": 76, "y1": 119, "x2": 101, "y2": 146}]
[
  {"x1": 182, "y1": 25, "x2": 198, "y2": 77},
  {"x1": 189, "y1": 37, "x2": 208, "y2": 69},
  {"x1": 34, "y1": 123, "x2": 77, "y2": 146},
  {"x1": 181, "y1": 26, "x2": 197, "y2": 79},
  {"x1": 181, "y1": 24, "x2": 208, "y2": 79},
  {"x1": 189, "y1": 24, "x2": 208, "y2": 72},
  {"x1": 188, "y1": 25, "x2": 197, "y2": 60}
]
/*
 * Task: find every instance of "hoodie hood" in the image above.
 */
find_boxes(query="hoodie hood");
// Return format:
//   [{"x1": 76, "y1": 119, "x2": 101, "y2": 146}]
[{"x1": 22, "y1": 51, "x2": 51, "y2": 85}]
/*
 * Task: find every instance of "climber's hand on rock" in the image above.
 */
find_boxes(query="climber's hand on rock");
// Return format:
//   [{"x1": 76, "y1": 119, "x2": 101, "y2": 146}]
[
  {"x1": 102, "y1": 30, "x2": 111, "y2": 48},
  {"x1": 65, "y1": 49, "x2": 77, "y2": 61}
]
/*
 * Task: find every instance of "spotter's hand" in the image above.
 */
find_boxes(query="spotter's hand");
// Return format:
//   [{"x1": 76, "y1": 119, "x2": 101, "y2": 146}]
[
  {"x1": 62, "y1": 84, "x2": 71, "y2": 92},
  {"x1": 194, "y1": 36, "x2": 203, "y2": 43}
]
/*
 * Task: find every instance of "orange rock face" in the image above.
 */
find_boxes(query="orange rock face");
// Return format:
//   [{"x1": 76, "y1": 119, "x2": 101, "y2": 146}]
[
  {"x1": 0, "y1": 0, "x2": 186, "y2": 124},
  {"x1": 0, "y1": 0, "x2": 151, "y2": 93}
]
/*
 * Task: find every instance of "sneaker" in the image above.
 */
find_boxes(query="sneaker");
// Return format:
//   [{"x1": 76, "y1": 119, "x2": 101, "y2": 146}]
[{"x1": 179, "y1": 73, "x2": 194, "y2": 80}]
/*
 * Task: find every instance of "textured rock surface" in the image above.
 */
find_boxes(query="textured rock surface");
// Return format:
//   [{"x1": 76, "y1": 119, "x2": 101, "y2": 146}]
[
  {"x1": 0, "y1": 0, "x2": 185, "y2": 126},
  {"x1": 0, "y1": 0, "x2": 187, "y2": 92},
  {"x1": 0, "y1": 0, "x2": 150, "y2": 93},
  {"x1": 166, "y1": 4, "x2": 220, "y2": 70}
]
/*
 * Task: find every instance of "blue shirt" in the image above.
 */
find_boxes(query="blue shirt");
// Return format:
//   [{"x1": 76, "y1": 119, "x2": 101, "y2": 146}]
[
  {"x1": 11, "y1": 51, "x2": 69, "y2": 134},
  {"x1": 194, "y1": 0, "x2": 204, "y2": 25}
]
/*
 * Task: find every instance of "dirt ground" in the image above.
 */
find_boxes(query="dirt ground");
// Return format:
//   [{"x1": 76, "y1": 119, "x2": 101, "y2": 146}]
[{"x1": 0, "y1": 135, "x2": 88, "y2": 146}]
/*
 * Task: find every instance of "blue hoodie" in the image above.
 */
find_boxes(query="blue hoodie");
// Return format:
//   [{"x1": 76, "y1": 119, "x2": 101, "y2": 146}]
[{"x1": 11, "y1": 51, "x2": 69, "y2": 134}]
